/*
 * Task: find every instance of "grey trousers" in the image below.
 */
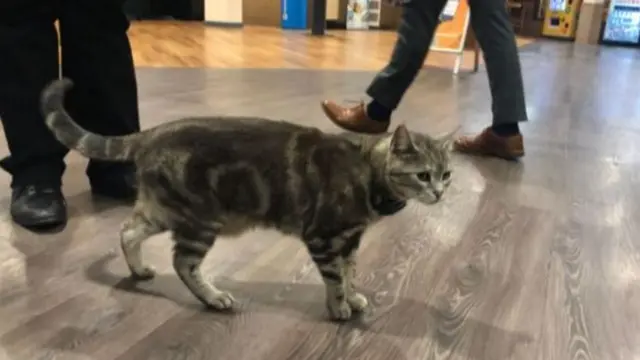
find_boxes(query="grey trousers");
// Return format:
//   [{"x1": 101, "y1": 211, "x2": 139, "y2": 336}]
[{"x1": 367, "y1": 0, "x2": 528, "y2": 125}]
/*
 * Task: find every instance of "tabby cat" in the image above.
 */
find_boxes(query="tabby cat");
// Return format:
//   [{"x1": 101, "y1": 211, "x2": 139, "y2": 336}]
[{"x1": 41, "y1": 78, "x2": 454, "y2": 321}]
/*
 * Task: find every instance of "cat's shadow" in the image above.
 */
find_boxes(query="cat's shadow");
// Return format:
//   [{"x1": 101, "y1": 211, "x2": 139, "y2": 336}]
[{"x1": 85, "y1": 252, "x2": 532, "y2": 359}]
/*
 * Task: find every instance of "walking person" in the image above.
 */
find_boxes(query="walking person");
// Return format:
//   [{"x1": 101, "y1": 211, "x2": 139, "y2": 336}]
[
  {"x1": 321, "y1": 0, "x2": 527, "y2": 160},
  {"x1": 0, "y1": 0, "x2": 140, "y2": 230}
]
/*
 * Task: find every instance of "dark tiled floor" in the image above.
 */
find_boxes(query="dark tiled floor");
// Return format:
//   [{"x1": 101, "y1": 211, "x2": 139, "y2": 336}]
[{"x1": 0, "y1": 41, "x2": 639, "y2": 359}]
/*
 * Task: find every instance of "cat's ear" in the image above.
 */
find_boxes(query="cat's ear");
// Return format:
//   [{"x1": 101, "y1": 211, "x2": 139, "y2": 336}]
[
  {"x1": 390, "y1": 124, "x2": 416, "y2": 154},
  {"x1": 436, "y1": 126, "x2": 460, "y2": 152}
]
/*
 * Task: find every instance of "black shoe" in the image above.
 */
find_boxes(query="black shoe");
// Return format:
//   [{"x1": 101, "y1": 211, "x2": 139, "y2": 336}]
[
  {"x1": 10, "y1": 185, "x2": 67, "y2": 230},
  {"x1": 89, "y1": 171, "x2": 137, "y2": 200}
]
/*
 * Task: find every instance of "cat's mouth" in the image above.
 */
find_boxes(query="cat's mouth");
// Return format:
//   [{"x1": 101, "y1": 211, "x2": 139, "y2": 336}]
[{"x1": 419, "y1": 192, "x2": 443, "y2": 205}]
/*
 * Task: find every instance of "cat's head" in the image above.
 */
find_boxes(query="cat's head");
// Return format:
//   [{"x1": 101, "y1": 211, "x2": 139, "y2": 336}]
[{"x1": 379, "y1": 125, "x2": 455, "y2": 205}]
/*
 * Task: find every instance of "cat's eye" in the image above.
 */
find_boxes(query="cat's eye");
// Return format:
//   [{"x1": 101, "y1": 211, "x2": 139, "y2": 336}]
[
  {"x1": 416, "y1": 172, "x2": 431, "y2": 182},
  {"x1": 442, "y1": 171, "x2": 451, "y2": 181}
]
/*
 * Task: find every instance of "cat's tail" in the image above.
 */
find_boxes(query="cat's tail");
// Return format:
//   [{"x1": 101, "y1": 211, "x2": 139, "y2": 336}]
[{"x1": 40, "y1": 78, "x2": 145, "y2": 162}]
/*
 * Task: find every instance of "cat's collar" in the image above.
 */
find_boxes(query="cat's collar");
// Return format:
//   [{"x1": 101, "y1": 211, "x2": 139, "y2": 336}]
[{"x1": 369, "y1": 182, "x2": 407, "y2": 216}]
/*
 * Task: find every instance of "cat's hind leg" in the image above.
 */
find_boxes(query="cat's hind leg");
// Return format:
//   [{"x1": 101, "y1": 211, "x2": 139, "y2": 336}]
[
  {"x1": 172, "y1": 226, "x2": 237, "y2": 311},
  {"x1": 120, "y1": 210, "x2": 164, "y2": 280}
]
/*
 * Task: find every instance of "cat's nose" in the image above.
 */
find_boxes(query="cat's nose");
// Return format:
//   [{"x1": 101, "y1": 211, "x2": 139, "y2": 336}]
[{"x1": 434, "y1": 191, "x2": 443, "y2": 201}]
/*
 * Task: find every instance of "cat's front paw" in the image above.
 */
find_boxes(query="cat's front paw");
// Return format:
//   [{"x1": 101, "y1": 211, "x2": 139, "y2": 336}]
[
  {"x1": 347, "y1": 292, "x2": 369, "y2": 312},
  {"x1": 130, "y1": 266, "x2": 156, "y2": 281},
  {"x1": 204, "y1": 291, "x2": 238, "y2": 311},
  {"x1": 327, "y1": 299, "x2": 353, "y2": 321}
]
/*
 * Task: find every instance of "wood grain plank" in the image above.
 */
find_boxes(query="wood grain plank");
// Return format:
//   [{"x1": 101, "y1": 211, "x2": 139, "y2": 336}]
[{"x1": 127, "y1": 22, "x2": 535, "y2": 71}]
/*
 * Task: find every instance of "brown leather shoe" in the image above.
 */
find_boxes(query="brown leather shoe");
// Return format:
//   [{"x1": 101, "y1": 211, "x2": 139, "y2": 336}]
[
  {"x1": 321, "y1": 100, "x2": 390, "y2": 134},
  {"x1": 453, "y1": 127, "x2": 525, "y2": 160}
]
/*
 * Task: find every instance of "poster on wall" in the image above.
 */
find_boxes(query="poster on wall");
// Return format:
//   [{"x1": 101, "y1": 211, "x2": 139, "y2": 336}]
[{"x1": 346, "y1": 0, "x2": 370, "y2": 29}]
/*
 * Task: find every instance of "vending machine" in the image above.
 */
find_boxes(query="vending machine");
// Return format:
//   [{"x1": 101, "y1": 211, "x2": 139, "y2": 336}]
[
  {"x1": 542, "y1": 0, "x2": 583, "y2": 39},
  {"x1": 601, "y1": 0, "x2": 640, "y2": 45}
]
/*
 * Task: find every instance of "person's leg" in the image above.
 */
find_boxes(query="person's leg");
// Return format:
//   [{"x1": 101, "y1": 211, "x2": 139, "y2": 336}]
[
  {"x1": 0, "y1": 0, "x2": 68, "y2": 229},
  {"x1": 453, "y1": 0, "x2": 528, "y2": 160},
  {"x1": 321, "y1": 0, "x2": 447, "y2": 134},
  {"x1": 59, "y1": 0, "x2": 140, "y2": 199}
]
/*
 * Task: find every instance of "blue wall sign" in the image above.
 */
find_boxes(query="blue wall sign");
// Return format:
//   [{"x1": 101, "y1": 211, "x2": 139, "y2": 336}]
[{"x1": 281, "y1": 0, "x2": 308, "y2": 29}]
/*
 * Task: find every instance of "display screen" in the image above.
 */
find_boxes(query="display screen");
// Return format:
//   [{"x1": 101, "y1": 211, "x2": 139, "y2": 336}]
[
  {"x1": 549, "y1": 0, "x2": 568, "y2": 12},
  {"x1": 603, "y1": 2, "x2": 640, "y2": 43}
]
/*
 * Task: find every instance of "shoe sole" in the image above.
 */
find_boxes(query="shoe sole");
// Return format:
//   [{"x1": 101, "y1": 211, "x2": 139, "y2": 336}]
[{"x1": 11, "y1": 213, "x2": 67, "y2": 232}]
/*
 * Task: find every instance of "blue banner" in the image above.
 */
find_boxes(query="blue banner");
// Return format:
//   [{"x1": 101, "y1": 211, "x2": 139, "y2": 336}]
[{"x1": 281, "y1": 0, "x2": 308, "y2": 29}]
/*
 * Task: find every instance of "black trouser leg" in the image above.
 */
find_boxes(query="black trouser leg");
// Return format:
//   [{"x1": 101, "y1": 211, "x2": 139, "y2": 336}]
[
  {"x1": 59, "y1": 0, "x2": 141, "y2": 179},
  {"x1": 0, "y1": 1, "x2": 67, "y2": 187},
  {"x1": 366, "y1": 0, "x2": 447, "y2": 111},
  {"x1": 468, "y1": 0, "x2": 528, "y2": 124}
]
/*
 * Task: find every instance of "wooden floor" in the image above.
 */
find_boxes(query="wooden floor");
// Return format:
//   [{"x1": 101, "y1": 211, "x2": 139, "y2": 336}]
[
  {"x1": 128, "y1": 22, "x2": 535, "y2": 71},
  {"x1": 1, "y1": 23, "x2": 640, "y2": 360}
]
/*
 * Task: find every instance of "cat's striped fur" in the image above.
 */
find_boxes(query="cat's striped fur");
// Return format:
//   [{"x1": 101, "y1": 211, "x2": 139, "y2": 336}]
[{"x1": 41, "y1": 78, "x2": 454, "y2": 320}]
